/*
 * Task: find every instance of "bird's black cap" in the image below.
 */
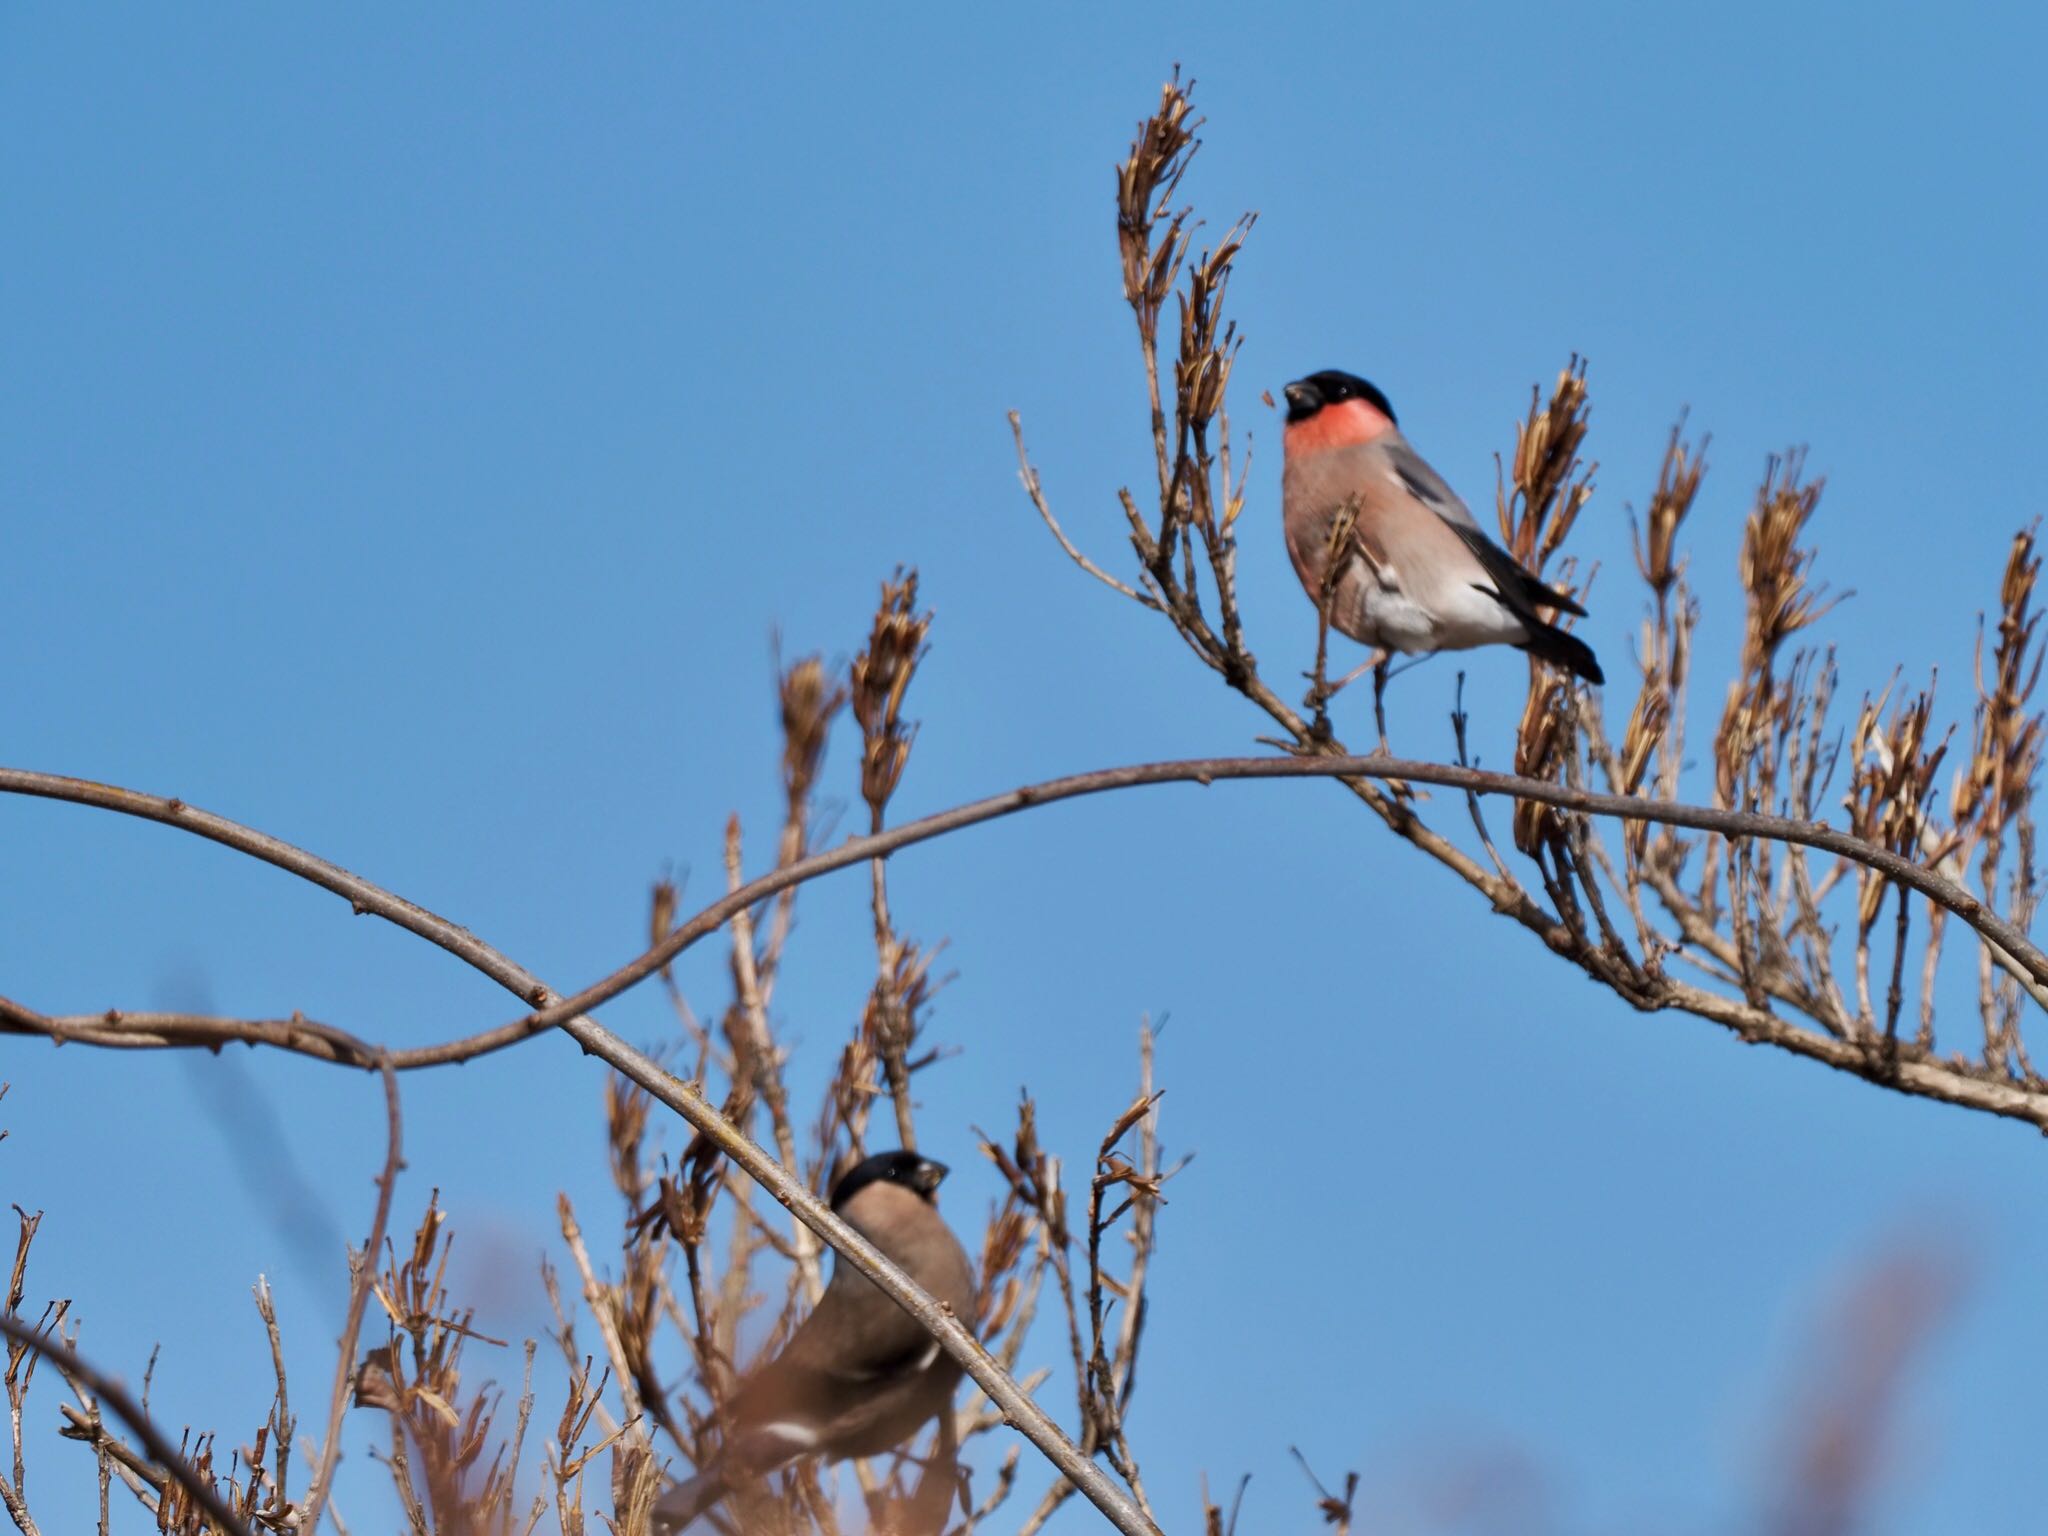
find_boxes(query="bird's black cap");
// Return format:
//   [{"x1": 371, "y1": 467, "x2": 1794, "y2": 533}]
[
  {"x1": 1283, "y1": 370, "x2": 1397, "y2": 426},
  {"x1": 830, "y1": 1150, "x2": 949, "y2": 1209}
]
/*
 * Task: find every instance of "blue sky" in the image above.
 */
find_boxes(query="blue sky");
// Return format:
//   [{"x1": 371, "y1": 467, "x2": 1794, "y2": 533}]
[{"x1": 5, "y1": 5, "x2": 2047, "y2": 1533}]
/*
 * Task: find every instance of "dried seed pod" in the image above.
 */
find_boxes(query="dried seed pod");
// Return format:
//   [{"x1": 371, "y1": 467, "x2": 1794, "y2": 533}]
[
  {"x1": 1633, "y1": 420, "x2": 1707, "y2": 599},
  {"x1": 850, "y1": 569, "x2": 933, "y2": 823}
]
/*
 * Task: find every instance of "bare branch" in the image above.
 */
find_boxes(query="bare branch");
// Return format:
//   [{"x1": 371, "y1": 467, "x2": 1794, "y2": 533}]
[
  {"x1": 252, "y1": 1277, "x2": 295, "y2": 1530},
  {"x1": 0, "y1": 996, "x2": 383, "y2": 1067},
  {"x1": 302, "y1": 1058, "x2": 404, "y2": 1534},
  {"x1": 1010, "y1": 413, "x2": 1162, "y2": 611},
  {"x1": 7, "y1": 752, "x2": 2048, "y2": 1121},
  {"x1": 0, "y1": 1316, "x2": 255, "y2": 1536}
]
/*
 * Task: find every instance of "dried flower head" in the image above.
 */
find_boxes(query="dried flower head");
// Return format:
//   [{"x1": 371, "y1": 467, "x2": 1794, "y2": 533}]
[
  {"x1": 649, "y1": 875, "x2": 678, "y2": 981},
  {"x1": 1633, "y1": 420, "x2": 1707, "y2": 599},
  {"x1": 1845, "y1": 680, "x2": 1953, "y2": 929},
  {"x1": 1499, "y1": 357, "x2": 1595, "y2": 583},
  {"x1": 1175, "y1": 226, "x2": 1252, "y2": 449},
  {"x1": 1117, "y1": 70, "x2": 1200, "y2": 328},
  {"x1": 1740, "y1": 452, "x2": 1836, "y2": 662},
  {"x1": 779, "y1": 651, "x2": 846, "y2": 809},
  {"x1": 1513, "y1": 675, "x2": 1573, "y2": 857},
  {"x1": 1716, "y1": 453, "x2": 1842, "y2": 807},
  {"x1": 1619, "y1": 684, "x2": 1672, "y2": 862},
  {"x1": 1955, "y1": 526, "x2": 2046, "y2": 846},
  {"x1": 850, "y1": 568, "x2": 932, "y2": 822}
]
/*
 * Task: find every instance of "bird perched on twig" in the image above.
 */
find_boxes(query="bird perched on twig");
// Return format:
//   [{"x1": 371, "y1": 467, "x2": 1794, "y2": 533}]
[
  {"x1": 1281, "y1": 369, "x2": 1602, "y2": 747},
  {"x1": 651, "y1": 1150, "x2": 976, "y2": 1534}
]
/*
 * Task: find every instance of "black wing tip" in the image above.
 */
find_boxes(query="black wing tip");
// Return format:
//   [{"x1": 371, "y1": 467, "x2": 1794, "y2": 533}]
[
  {"x1": 1545, "y1": 587, "x2": 1590, "y2": 619},
  {"x1": 1520, "y1": 624, "x2": 1604, "y2": 685},
  {"x1": 1521, "y1": 570, "x2": 1588, "y2": 618},
  {"x1": 1440, "y1": 516, "x2": 1590, "y2": 619}
]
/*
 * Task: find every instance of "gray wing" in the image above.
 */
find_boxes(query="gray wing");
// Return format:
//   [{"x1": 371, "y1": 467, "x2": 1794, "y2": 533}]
[
  {"x1": 1384, "y1": 436, "x2": 1481, "y2": 529},
  {"x1": 1384, "y1": 436, "x2": 1588, "y2": 620}
]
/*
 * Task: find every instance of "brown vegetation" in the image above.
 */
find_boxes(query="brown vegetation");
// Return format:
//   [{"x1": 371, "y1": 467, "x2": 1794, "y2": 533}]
[{"x1": 0, "y1": 70, "x2": 2027, "y2": 1536}]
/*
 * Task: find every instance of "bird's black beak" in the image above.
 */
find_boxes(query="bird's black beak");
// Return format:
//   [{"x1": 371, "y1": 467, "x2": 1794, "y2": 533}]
[
  {"x1": 911, "y1": 1159, "x2": 948, "y2": 1196},
  {"x1": 1283, "y1": 381, "x2": 1321, "y2": 420}
]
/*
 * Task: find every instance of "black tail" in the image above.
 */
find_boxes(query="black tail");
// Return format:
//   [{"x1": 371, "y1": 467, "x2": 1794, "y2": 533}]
[
  {"x1": 651, "y1": 1464, "x2": 726, "y2": 1535},
  {"x1": 1518, "y1": 621, "x2": 1603, "y2": 685}
]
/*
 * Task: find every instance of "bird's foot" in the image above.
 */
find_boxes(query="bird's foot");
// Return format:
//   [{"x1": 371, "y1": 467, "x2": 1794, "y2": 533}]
[
  {"x1": 1359, "y1": 739, "x2": 1421, "y2": 801},
  {"x1": 1300, "y1": 674, "x2": 1337, "y2": 745},
  {"x1": 1302, "y1": 658, "x2": 1377, "y2": 707}
]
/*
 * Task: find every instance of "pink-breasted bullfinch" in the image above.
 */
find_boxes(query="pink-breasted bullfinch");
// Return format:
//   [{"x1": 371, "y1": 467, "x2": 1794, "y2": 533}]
[{"x1": 1281, "y1": 369, "x2": 1601, "y2": 741}]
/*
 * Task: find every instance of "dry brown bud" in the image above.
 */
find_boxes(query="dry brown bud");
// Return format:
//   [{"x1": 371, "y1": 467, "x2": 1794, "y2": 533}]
[
  {"x1": 649, "y1": 876, "x2": 677, "y2": 966},
  {"x1": 1117, "y1": 70, "x2": 1200, "y2": 320},
  {"x1": 1633, "y1": 420, "x2": 1707, "y2": 598},
  {"x1": 1499, "y1": 357, "x2": 1595, "y2": 582},
  {"x1": 1513, "y1": 675, "x2": 1571, "y2": 856},
  {"x1": 851, "y1": 568, "x2": 933, "y2": 823},
  {"x1": 779, "y1": 652, "x2": 846, "y2": 809}
]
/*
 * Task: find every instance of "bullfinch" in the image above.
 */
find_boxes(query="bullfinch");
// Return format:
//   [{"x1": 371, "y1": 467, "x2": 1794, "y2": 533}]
[
  {"x1": 1280, "y1": 369, "x2": 1602, "y2": 742},
  {"x1": 652, "y1": 1150, "x2": 977, "y2": 1533}
]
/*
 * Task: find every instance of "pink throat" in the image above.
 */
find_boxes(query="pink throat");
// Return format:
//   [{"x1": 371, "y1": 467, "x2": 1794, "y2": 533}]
[{"x1": 1285, "y1": 398, "x2": 1393, "y2": 454}]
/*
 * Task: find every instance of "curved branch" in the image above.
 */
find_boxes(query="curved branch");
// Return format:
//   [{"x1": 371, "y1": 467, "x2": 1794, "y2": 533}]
[
  {"x1": 0, "y1": 994, "x2": 383, "y2": 1068},
  {"x1": 6, "y1": 757, "x2": 2047, "y2": 1122},
  {"x1": 507, "y1": 753, "x2": 2048, "y2": 1032},
  {"x1": 7, "y1": 750, "x2": 2048, "y2": 1534},
  {"x1": 0, "y1": 1315, "x2": 255, "y2": 1536},
  {"x1": 0, "y1": 766, "x2": 1160, "y2": 1536},
  {"x1": 11, "y1": 759, "x2": 2041, "y2": 1059},
  {"x1": 0, "y1": 769, "x2": 560, "y2": 1051}
]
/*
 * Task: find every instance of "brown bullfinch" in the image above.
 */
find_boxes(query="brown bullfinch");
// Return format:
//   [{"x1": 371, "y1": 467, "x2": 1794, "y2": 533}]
[
  {"x1": 652, "y1": 1150, "x2": 976, "y2": 1533},
  {"x1": 1281, "y1": 369, "x2": 1602, "y2": 743}
]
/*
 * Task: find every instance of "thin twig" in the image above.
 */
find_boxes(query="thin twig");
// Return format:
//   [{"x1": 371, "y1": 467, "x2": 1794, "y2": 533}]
[
  {"x1": 301, "y1": 1057, "x2": 403, "y2": 1534},
  {"x1": 1011, "y1": 414, "x2": 1161, "y2": 611},
  {"x1": 722, "y1": 821, "x2": 824, "y2": 1305},
  {"x1": 56, "y1": 1404, "x2": 160, "y2": 1513},
  {"x1": 557, "y1": 1195, "x2": 647, "y2": 1433},
  {"x1": 253, "y1": 1276, "x2": 294, "y2": 1529},
  {"x1": 0, "y1": 1317, "x2": 255, "y2": 1536}
]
